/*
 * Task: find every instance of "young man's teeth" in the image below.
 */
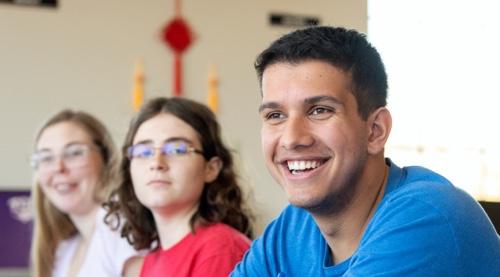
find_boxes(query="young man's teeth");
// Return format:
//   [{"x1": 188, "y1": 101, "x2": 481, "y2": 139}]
[{"x1": 287, "y1": 160, "x2": 320, "y2": 172}]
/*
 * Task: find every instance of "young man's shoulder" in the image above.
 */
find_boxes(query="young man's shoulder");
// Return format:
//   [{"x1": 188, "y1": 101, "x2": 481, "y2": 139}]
[
  {"x1": 359, "y1": 163, "x2": 500, "y2": 275},
  {"x1": 385, "y1": 164, "x2": 485, "y2": 224}
]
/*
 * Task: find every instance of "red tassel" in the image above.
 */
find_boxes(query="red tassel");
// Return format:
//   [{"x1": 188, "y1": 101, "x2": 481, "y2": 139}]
[{"x1": 173, "y1": 54, "x2": 182, "y2": 96}]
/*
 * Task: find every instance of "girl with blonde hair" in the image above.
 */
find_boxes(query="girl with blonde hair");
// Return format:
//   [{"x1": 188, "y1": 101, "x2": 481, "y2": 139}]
[{"x1": 30, "y1": 109, "x2": 141, "y2": 277}]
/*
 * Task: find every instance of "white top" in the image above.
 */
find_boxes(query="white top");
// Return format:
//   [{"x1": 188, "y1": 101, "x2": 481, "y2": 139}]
[{"x1": 52, "y1": 208, "x2": 140, "y2": 277}]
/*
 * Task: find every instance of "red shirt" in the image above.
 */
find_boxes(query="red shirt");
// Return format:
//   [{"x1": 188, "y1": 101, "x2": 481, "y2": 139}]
[{"x1": 140, "y1": 223, "x2": 251, "y2": 277}]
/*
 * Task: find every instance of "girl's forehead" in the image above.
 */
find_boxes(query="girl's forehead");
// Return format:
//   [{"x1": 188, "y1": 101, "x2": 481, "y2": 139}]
[
  {"x1": 133, "y1": 113, "x2": 202, "y2": 146},
  {"x1": 37, "y1": 121, "x2": 92, "y2": 150}
]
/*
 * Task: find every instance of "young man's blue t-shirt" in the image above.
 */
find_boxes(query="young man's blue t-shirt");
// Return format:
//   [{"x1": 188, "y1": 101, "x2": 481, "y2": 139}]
[{"x1": 232, "y1": 160, "x2": 500, "y2": 276}]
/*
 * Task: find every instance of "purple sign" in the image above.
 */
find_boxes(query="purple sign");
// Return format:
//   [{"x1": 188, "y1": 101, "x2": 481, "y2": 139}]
[{"x1": 0, "y1": 190, "x2": 33, "y2": 268}]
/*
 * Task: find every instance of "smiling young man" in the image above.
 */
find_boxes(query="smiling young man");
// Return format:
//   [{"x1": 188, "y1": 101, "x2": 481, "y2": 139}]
[{"x1": 231, "y1": 26, "x2": 500, "y2": 276}]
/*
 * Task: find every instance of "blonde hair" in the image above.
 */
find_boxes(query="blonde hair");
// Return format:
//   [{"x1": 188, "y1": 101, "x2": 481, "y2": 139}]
[{"x1": 30, "y1": 109, "x2": 118, "y2": 277}]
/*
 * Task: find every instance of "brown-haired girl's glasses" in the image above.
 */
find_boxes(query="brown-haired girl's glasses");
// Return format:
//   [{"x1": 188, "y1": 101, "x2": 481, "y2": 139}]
[{"x1": 127, "y1": 140, "x2": 203, "y2": 160}]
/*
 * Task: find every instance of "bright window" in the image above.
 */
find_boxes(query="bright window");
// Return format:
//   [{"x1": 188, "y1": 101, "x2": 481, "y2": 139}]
[{"x1": 368, "y1": 0, "x2": 500, "y2": 201}]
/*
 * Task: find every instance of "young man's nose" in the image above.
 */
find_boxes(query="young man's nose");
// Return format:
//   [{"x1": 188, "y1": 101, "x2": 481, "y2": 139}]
[{"x1": 281, "y1": 116, "x2": 314, "y2": 150}]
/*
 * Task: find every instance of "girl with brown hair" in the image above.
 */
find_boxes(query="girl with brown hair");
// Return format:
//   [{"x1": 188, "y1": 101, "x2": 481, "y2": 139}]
[{"x1": 106, "y1": 97, "x2": 253, "y2": 276}]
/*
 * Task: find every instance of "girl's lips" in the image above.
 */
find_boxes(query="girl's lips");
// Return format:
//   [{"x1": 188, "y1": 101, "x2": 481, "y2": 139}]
[{"x1": 147, "y1": 179, "x2": 171, "y2": 187}]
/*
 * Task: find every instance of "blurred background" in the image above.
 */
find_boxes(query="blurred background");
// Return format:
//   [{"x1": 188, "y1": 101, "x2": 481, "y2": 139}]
[{"x1": 1, "y1": 0, "x2": 498, "y2": 276}]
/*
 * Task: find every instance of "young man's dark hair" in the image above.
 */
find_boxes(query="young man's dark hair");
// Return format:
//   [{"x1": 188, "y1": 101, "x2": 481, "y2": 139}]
[{"x1": 255, "y1": 26, "x2": 387, "y2": 119}]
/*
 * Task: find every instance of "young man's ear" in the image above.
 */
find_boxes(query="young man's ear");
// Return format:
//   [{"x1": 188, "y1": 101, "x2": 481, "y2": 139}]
[
  {"x1": 367, "y1": 107, "x2": 392, "y2": 155},
  {"x1": 204, "y1": 156, "x2": 223, "y2": 183}
]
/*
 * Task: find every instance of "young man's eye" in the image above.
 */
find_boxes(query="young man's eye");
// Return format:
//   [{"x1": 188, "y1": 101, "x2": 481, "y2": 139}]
[
  {"x1": 309, "y1": 106, "x2": 334, "y2": 119},
  {"x1": 265, "y1": 112, "x2": 285, "y2": 121},
  {"x1": 311, "y1": 107, "x2": 330, "y2": 114}
]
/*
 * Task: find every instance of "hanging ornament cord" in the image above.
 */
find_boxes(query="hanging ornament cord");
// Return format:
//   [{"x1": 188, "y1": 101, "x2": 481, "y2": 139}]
[
  {"x1": 174, "y1": 53, "x2": 181, "y2": 95},
  {"x1": 162, "y1": 0, "x2": 194, "y2": 97},
  {"x1": 173, "y1": 0, "x2": 181, "y2": 96}
]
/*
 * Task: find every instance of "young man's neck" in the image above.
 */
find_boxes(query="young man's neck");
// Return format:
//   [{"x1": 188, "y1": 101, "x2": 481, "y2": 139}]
[{"x1": 312, "y1": 158, "x2": 389, "y2": 265}]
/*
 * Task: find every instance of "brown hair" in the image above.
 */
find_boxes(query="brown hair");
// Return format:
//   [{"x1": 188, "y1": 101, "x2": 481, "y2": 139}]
[
  {"x1": 105, "y1": 97, "x2": 254, "y2": 250},
  {"x1": 30, "y1": 109, "x2": 118, "y2": 277}
]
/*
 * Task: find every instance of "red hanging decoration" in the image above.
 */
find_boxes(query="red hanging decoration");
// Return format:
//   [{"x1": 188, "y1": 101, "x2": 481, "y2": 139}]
[{"x1": 161, "y1": 0, "x2": 194, "y2": 97}]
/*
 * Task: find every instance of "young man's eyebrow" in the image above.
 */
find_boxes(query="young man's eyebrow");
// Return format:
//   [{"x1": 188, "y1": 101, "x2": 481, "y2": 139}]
[
  {"x1": 258, "y1": 102, "x2": 281, "y2": 113},
  {"x1": 259, "y1": 95, "x2": 344, "y2": 113},
  {"x1": 304, "y1": 95, "x2": 344, "y2": 107}
]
